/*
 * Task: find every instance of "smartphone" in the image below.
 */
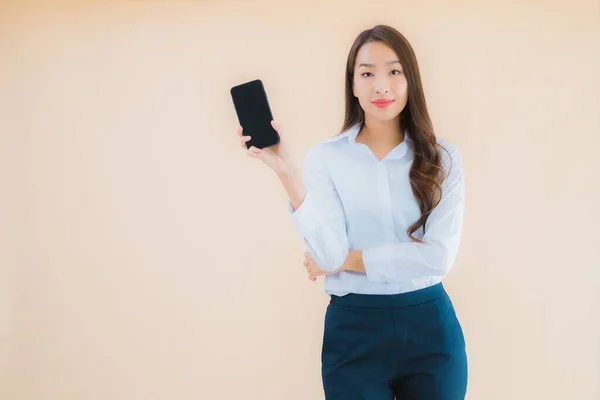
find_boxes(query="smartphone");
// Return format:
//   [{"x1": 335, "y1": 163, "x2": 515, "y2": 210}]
[{"x1": 230, "y1": 79, "x2": 280, "y2": 149}]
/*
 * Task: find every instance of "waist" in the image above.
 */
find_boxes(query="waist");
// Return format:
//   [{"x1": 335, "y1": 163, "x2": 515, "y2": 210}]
[
  {"x1": 329, "y1": 282, "x2": 447, "y2": 309},
  {"x1": 324, "y1": 272, "x2": 445, "y2": 298}
]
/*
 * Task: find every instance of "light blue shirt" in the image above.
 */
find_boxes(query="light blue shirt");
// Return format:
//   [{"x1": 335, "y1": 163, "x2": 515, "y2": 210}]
[{"x1": 288, "y1": 123, "x2": 465, "y2": 297}]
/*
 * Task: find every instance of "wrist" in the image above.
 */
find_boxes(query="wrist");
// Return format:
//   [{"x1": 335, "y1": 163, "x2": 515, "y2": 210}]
[
  {"x1": 274, "y1": 159, "x2": 298, "y2": 177},
  {"x1": 275, "y1": 161, "x2": 306, "y2": 210},
  {"x1": 343, "y1": 250, "x2": 362, "y2": 272}
]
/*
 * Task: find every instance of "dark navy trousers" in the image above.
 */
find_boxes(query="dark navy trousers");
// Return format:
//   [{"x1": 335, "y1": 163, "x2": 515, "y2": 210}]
[{"x1": 321, "y1": 283, "x2": 468, "y2": 400}]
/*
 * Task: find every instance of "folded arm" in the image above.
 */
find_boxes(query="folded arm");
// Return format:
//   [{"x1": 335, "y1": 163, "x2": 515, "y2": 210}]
[{"x1": 344, "y1": 144, "x2": 466, "y2": 283}]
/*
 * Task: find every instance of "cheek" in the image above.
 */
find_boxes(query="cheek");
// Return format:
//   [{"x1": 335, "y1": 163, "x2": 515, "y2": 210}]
[
  {"x1": 355, "y1": 82, "x2": 372, "y2": 103},
  {"x1": 394, "y1": 79, "x2": 408, "y2": 96}
]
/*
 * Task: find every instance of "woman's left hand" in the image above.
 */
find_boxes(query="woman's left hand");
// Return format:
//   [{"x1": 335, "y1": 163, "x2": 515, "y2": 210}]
[{"x1": 303, "y1": 251, "x2": 339, "y2": 281}]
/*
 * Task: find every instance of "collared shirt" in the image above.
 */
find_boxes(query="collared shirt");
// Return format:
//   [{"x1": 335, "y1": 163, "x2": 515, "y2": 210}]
[{"x1": 288, "y1": 123, "x2": 465, "y2": 297}]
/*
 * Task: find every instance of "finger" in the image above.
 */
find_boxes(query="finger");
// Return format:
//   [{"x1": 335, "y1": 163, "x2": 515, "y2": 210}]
[
  {"x1": 271, "y1": 120, "x2": 282, "y2": 134},
  {"x1": 248, "y1": 146, "x2": 261, "y2": 153},
  {"x1": 240, "y1": 136, "x2": 251, "y2": 149},
  {"x1": 247, "y1": 146, "x2": 262, "y2": 157},
  {"x1": 240, "y1": 135, "x2": 250, "y2": 142},
  {"x1": 246, "y1": 147, "x2": 261, "y2": 158},
  {"x1": 303, "y1": 259, "x2": 309, "y2": 267},
  {"x1": 237, "y1": 126, "x2": 243, "y2": 137}
]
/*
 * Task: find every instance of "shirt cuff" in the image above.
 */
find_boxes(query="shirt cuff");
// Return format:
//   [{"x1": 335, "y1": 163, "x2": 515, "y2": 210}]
[{"x1": 363, "y1": 245, "x2": 397, "y2": 283}]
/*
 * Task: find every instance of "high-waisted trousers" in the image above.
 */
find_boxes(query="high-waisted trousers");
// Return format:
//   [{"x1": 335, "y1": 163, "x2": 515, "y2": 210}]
[{"x1": 321, "y1": 283, "x2": 468, "y2": 400}]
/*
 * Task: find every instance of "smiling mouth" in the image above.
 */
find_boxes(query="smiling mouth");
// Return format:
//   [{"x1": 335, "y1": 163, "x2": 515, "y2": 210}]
[{"x1": 372, "y1": 99, "x2": 395, "y2": 108}]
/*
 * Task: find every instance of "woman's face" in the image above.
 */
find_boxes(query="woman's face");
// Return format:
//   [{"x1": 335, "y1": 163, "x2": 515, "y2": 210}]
[{"x1": 352, "y1": 41, "x2": 408, "y2": 123}]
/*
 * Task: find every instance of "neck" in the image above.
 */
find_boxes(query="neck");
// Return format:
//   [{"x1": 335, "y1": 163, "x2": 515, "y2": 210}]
[{"x1": 359, "y1": 116, "x2": 404, "y2": 147}]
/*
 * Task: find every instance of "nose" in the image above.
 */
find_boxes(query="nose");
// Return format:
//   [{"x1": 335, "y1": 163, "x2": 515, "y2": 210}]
[{"x1": 373, "y1": 74, "x2": 391, "y2": 95}]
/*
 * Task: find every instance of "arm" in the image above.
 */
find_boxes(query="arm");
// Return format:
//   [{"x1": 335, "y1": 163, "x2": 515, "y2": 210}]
[
  {"x1": 343, "y1": 144, "x2": 465, "y2": 283},
  {"x1": 237, "y1": 122, "x2": 348, "y2": 272},
  {"x1": 283, "y1": 146, "x2": 349, "y2": 272}
]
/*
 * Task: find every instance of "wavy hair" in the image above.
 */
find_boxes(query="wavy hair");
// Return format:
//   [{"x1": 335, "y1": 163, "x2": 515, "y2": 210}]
[{"x1": 340, "y1": 25, "x2": 449, "y2": 243}]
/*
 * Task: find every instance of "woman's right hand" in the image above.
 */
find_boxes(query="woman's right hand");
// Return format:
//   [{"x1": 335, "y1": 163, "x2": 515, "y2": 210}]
[{"x1": 237, "y1": 120, "x2": 292, "y2": 174}]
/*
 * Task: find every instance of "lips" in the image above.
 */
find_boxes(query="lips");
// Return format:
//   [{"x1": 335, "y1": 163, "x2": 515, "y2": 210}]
[{"x1": 372, "y1": 99, "x2": 395, "y2": 108}]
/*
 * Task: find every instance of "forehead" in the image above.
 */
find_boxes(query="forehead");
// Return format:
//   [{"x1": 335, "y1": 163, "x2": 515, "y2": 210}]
[{"x1": 355, "y1": 41, "x2": 399, "y2": 65}]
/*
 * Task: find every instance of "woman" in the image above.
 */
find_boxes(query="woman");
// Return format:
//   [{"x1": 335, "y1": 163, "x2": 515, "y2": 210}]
[{"x1": 237, "y1": 24, "x2": 467, "y2": 400}]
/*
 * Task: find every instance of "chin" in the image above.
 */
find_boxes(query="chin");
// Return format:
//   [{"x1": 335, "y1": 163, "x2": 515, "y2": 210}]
[{"x1": 366, "y1": 108, "x2": 402, "y2": 123}]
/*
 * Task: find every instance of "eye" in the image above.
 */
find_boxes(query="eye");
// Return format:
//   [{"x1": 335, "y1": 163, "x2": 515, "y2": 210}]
[
  {"x1": 361, "y1": 72, "x2": 374, "y2": 78},
  {"x1": 391, "y1": 69, "x2": 403, "y2": 75}
]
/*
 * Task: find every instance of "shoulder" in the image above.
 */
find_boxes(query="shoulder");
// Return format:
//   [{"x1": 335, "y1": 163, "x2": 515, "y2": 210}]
[
  {"x1": 434, "y1": 137, "x2": 463, "y2": 172},
  {"x1": 433, "y1": 137, "x2": 465, "y2": 193},
  {"x1": 301, "y1": 128, "x2": 355, "y2": 168},
  {"x1": 435, "y1": 136, "x2": 460, "y2": 158}
]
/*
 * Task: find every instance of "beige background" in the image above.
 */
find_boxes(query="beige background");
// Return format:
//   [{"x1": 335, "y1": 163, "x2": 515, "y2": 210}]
[{"x1": 1, "y1": 0, "x2": 599, "y2": 399}]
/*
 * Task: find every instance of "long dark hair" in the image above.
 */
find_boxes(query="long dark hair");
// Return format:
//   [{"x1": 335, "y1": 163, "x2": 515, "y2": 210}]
[{"x1": 340, "y1": 25, "x2": 448, "y2": 243}]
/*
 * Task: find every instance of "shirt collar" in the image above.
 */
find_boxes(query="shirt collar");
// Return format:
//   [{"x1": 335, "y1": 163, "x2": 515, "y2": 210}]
[
  {"x1": 322, "y1": 123, "x2": 361, "y2": 144},
  {"x1": 323, "y1": 123, "x2": 413, "y2": 158}
]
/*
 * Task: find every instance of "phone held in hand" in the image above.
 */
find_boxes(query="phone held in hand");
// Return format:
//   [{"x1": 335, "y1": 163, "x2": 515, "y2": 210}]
[{"x1": 230, "y1": 79, "x2": 280, "y2": 149}]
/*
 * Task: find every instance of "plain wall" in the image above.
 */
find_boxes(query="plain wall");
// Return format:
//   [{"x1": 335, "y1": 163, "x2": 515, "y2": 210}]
[{"x1": 1, "y1": 1, "x2": 599, "y2": 399}]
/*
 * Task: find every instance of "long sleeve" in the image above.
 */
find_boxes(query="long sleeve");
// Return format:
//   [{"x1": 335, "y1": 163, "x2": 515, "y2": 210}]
[
  {"x1": 362, "y1": 144, "x2": 466, "y2": 284},
  {"x1": 288, "y1": 146, "x2": 349, "y2": 272}
]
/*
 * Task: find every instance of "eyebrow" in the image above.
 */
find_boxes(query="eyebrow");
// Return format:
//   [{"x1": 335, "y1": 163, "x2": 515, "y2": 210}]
[{"x1": 358, "y1": 61, "x2": 401, "y2": 68}]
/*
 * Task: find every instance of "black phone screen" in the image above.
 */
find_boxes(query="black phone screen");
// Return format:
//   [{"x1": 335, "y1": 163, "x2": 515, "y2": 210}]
[{"x1": 230, "y1": 79, "x2": 280, "y2": 149}]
